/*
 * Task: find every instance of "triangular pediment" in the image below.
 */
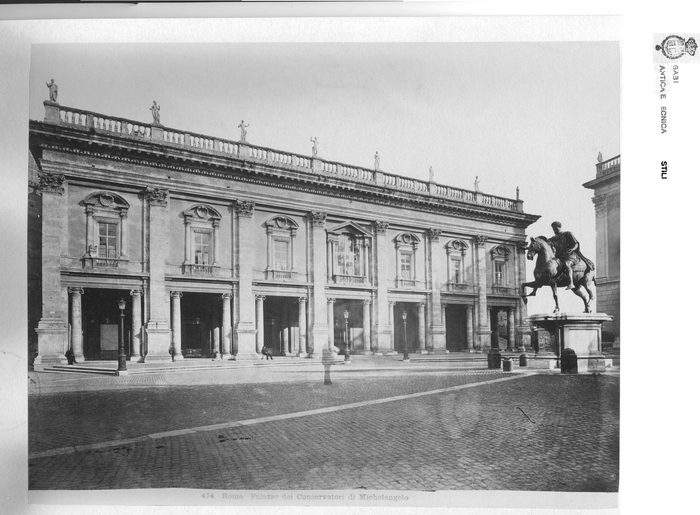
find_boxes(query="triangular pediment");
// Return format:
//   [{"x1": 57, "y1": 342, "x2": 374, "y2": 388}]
[{"x1": 328, "y1": 221, "x2": 372, "y2": 237}]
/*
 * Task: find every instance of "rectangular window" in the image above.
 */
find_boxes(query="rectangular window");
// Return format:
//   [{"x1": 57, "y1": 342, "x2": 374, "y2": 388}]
[
  {"x1": 494, "y1": 262, "x2": 504, "y2": 286},
  {"x1": 274, "y1": 239, "x2": 289, "y2": 270},
  {"x1": 337, "y1": 235, "x2": 361, "y2": 276},
  {"x1": 400, "y1": 252, "x2": 412, "y2": 280},
  {"x1": 98, "y1": 222, "x2": 117, "y2": 258},
  {"x1": 451, "y1": 258, "x2": 461, "y2": 283},
  {"x1": 194, "y1": 231, "x2": 212, "y2": 265}
]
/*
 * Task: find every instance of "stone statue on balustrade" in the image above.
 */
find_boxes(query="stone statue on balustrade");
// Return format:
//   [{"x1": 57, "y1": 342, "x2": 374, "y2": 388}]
[
  {"x1": 310, "y1": 137, "x2": 319, "y2": 157},
  {"x1": 474, "y1": 176, "x2": 480, "y2": 192},
  {"x1": 374, "y1": 151, "x2": 381, "y2": 171},
  {"x1": 521, "y1": 221, "x2": 596, "y2": 314},
  {"x1": 46, "y1": 79, "x2": 58, "y2": 103},
  {"x1": 150, "y1": 101, "x2": 161, "y2": 125},
  {"x1": 429, "y1": 167, "x2": 434, "y2": 182},
  {"x1": 238, "y1": 120, "x2": 249, "y2": 142}
]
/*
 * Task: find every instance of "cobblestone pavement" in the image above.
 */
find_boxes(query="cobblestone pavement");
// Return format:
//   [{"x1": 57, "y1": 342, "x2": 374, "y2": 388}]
[{"x1": 28, "y1": 366, "x2": 619, "y2": 492}]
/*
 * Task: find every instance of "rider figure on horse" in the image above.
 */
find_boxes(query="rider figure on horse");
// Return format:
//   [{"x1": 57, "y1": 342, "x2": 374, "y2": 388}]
[{"x1": 548, "y1": 221, "x2": 594, "y2": 290}]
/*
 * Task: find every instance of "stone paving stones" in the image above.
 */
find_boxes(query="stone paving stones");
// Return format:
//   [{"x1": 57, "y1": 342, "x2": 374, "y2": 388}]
[{"x1": 28, "y1": 369, "x2": 618, "y2": 492}]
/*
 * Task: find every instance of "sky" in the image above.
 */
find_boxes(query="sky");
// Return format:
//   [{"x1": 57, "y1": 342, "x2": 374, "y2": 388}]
[{"x1": 30, "y1": 42, "x2": 620, "y2": 313}]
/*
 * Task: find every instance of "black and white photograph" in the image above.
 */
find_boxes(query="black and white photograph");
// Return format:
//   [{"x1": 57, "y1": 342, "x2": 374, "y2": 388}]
[{"x1": 2, "y1": 7, "x2": 696, "y2": 515}]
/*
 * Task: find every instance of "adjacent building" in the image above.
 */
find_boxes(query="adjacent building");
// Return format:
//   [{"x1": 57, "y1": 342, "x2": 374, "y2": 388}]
[
  {"x1": 28, "y1": 100, "x2": 540, "y2": 368},
  {"x1": 583, "y1": 155, "x2": 621, "y2": 343}
]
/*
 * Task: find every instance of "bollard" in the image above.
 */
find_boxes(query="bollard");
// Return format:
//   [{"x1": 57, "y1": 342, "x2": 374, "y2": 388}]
[
  {"x1": 487, "y1": 348, "x2": 502, "y2": 369},
  {"x1": 502, "y1": 357, "x2": 513, "y2": 372},
  {"x1": 561, "y1": 348, "x2": 578, "y2": 374},
  {"x1": 519, "y1": 353, "x2": 528, "y2": 367}
]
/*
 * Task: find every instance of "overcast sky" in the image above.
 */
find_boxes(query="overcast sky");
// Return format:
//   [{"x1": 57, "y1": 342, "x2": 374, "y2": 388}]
[{"x1": 30, "y1": 42, "x2": 620, "y2": 313}]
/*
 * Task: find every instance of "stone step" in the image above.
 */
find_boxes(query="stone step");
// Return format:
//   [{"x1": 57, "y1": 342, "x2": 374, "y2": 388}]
[{"x1": 48, "y1": 366, "x2": 116, "y2": 376}]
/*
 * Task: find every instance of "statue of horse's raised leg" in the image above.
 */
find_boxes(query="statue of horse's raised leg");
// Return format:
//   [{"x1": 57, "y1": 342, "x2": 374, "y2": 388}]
[
  {"x1": 572, "y1": 284, "x2": 591, "y2": 313},
  {"x1": 521, "y1": 280, "x2": 541, "y2": 305}
]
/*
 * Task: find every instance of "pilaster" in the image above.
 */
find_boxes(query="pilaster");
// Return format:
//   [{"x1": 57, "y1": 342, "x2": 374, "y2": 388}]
[
  {"x1": 475, "y1": 235, "x2": 492, "y2": 351},
  {"x1": 143, "y1": 187, "x2": 172, "y2": 362},
  {"x1": 308, "y1": 211, "x2": 328, "y2": 357},
  {"x1": 427, "y1": 228, "x2": 446, "y2": 354},
  {"x1": 234, "y1": 200, "x2": 258, "y2": 359},
  {"x1": 34, "y1": 173, "x2": 68, "y2": 370},
  {"x1": 374, "y1": 220, "x2": 392, "y2": 354}
]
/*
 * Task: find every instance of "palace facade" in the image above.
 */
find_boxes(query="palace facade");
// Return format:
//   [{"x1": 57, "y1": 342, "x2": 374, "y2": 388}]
[
  {"x1": 28, "y1": 100, "x2": 540, "y2": 368},
  {"x1": 583, "y1": 155, "x2": 621, "y2": 342}
]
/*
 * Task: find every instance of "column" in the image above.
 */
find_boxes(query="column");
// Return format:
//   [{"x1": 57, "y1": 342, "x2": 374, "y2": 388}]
[
  {"x1": 255, "y1": 295, "x2": 265, "y2": 355},
  {"x1": 475, "y1": 235, "x2": 492, "y2": 351},
  {"x1": 143, "y1": 187, "x2": 172, "y2": 362},
  {"x1": 34, "y1": 173, "x2": 68, "y2": 370},
  {"x1": 212, "y1": 220, "x2": 220, "y2": 266},
  {"x1": 516, "y1": 241, "x2": 532, "y2": 351},
  {"x1": 417, "y1": 302, "x2": 427, "y2": 354},
  {"x1": 184, "y1": 218, "x2": 192, "y2": 263},
  {"x1": 386, "y1": 301, "x2": 397, "y2": 355},
  {"x1": 130, "y1": 289, "x2": 143, "y2": 361},
  {"x1": 171, "y1": 291, "x2": 184, "y2": 361},
  {"x1": 119, "y1": 211, "x2": 128, "y2": 259},
  {"x1": 374, "y1": 221, "x2": 392, "y2": 353},
  {"x1": 222, "y1": 292, "x2": 233, "y2": 358},
  {"x1": 363, "y1": 240, "x2": 370, "y2": 284},
  {"x1": 327, "y1": 298, "x2": 336, "y2": 351},
  {"x1": 282, "y1": 302, "x2": 291, "y2": 356},
  {"x1": 297, "y1": 297, "x2": 307, "y2": 357},
  {"x1": 234, "y1": 200, "x2": 258, "y2": 359},
  {"x1": 69, "y1": 287, "x2": 85, "y2": 363},
  {"x1": 308, "y1": 211, "x2": 328, "y2": 357},
  {"x1": 466, "y1": 305, "x2": 475, "y2": 352},
  {"x1": 507, "y1": 308, "x2": 516, "y2": 351},
  {"x1": 427, "y1": 228, "x2": 446, "y2": 353},
  {"x1": 362, "y1": 300, "x2": 372, "y2": 354}
]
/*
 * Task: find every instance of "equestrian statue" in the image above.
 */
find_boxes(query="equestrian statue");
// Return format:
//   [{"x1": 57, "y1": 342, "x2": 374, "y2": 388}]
[{"x1": 521, "y1": 221, "x2": 596, "y2": 314}]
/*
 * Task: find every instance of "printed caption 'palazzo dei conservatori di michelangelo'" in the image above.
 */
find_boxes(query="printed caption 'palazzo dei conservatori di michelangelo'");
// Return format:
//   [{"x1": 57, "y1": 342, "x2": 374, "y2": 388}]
[{"x1": 28, "y1": 95, "x2": 541, "y2": 368}]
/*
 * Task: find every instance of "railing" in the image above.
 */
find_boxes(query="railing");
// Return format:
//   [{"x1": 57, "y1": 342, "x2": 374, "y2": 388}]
[
  {"x1": 490, "y1": 285, "x2": 518, "y2": 296},
  {"x1": 396, "y1": 278, "x2": 419, "y2": 288},
  {"x1": 596, "y1": 155, "x2": 621, "y2": 177},
  {"x1": 267, "y1": 270, "x2": 294, "y2": 281},
  {"x1": 446, "y1": 283, "x2": 476, "y2": 293},
  {"x1": 184, "y1": 264, "x2": 215, "y2": 276},
  {"x1": 82, "y1": 256, "x2": 127, "y2": 269},
  {"x1": 47, "y1": 103, "x2": 524, "y2": 212},
  {"x1": 333, "y1": 274, "x2": 367, "y2": 285}
]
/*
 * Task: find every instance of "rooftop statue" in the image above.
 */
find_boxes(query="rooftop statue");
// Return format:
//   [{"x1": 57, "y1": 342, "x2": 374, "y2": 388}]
[
  {"x1": 597, "y1": 151, "x2": 603, "y2": 163},
  {"x1": 150, "y1": 101, "x2": 161, "y2": 125},
  {"x1": 310, "y1": 137, "x2": 319, "y2": 157},
  {"x1": 374, "y1": 151, "x2": 381, "y2": 171},
  {"x1": 46, "y1": 79, "x2": 58, "y2": 102},
  {"x1": 238, "y1": 120, "x2": 249, "y2": 142},
  {"x1": 429, "y1": 166, "x2": 434, "y2": 182},
  {"x1": 521, "y1": 222, "x2": 596, "y2": 313},
  {"x1": 474, "y1": 176, "x2": 480, "y2": 192}
]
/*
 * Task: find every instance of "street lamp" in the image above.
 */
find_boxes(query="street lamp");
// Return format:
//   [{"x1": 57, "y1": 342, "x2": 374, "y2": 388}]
[
  {"x1": 402, "y1": 310, "x2": 410, "y2": 362},
  {"x1": 343, "y1": 309, "x2": 351, "y2": 362},
  {"x1": 117, "y1": 298, "x2": 128, "y2": 374}
]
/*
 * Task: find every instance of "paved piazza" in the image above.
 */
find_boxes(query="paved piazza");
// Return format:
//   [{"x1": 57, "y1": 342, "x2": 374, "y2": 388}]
[{"x1": 28, "y1": 359, "x2": 619, "y2": 492}]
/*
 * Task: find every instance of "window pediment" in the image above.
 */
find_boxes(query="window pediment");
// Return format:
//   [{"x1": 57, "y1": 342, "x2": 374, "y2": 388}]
[
  {"x1": 84, "y1": 191, "x2": 130, "y2": 212},
  {"x1": 183, "y1": 204, "x2": 222, "y2": 222},
  {"x1": 328, "y1": 221, "x2": 372, "y2": 238},
  {"x1": 446, "y1": 239, "x2": 469, "y2": 253},
  {"x1": 394, "y1": 232, "x2": 421, "y2": 248},
  {"x1": 265, "y1": 215, "x2": 299, "y2": 233},
  {"x1": 490, "y1": 244, "x2": 511, "y2": 261}
]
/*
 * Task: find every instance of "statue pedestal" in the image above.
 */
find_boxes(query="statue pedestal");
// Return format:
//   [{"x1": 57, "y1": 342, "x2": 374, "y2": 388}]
[{"x1": 529, "y1": 313, "x2": 614, "y2": 372}]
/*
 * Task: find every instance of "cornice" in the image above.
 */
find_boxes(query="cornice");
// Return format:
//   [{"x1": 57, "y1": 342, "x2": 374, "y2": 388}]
[{"x1": 30, "y1": 121, "x2": 540, "y2": 228}]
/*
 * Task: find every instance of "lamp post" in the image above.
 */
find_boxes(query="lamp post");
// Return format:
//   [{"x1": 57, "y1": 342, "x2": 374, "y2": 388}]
[
  {"x1": 117, "y1": 298, "x2": 128, "y2": 375},
  {"x1": 343, "y1": 309, "x2": 351, "y2": 363},
  {"x1": 402, "y1": 310, "x2": 410, "y2": 362}
]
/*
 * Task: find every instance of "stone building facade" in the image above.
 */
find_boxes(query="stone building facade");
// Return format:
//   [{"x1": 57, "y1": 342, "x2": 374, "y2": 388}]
[
  {"x1": 28, "y1": 100, "x2": 540, "y2": 368},
  {"x1": 583, "y1": 155, "x2": 620, "y2": 342}
]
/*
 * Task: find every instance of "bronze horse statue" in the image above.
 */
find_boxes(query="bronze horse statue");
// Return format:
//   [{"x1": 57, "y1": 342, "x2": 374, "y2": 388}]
[{"x1": 520, "y1": 236, "x2": 596, "y2": 314}]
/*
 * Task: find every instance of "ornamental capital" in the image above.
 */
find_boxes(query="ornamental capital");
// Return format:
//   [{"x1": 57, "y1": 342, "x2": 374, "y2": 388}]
[
  {"x1": 255, "y1": 295, "x2": 266, "y2": 301},
  {"x1": 68, "y1": 287, "x2": 84, "y2": 295},
  {"x1": 475, "y1": 235, "x2": 488, "y2": 247},
  {"x1": 298, "y1": 297, "x2": 308, "y2": 304},
  {"x1": 170, "y1": 291, "x2": 183, "y2": 299},
  {"x1": 427, "y1": 228, "x2": 442, "y2": 242},
  {"x1": 310, "y1": 211, "x2": 327, "y2": 227},
  {"x1": 235, "y1": 200, "x2": 255, "y2": 218},
  {"x1": 145, "y1": 187, "x2": 169, "y2": 207},
  {"x1": 38, "y1": 172, "x2": 65, "y2": 195},
  {"x1": 130, "y1": 289, "x2": 143, "y2": 297},
  {"x1": 222, "y1": 292, "x2": 233, "y2": 300},
  {"x1": 374, "y1": 220, "x2": 390, "y2": 234}
]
